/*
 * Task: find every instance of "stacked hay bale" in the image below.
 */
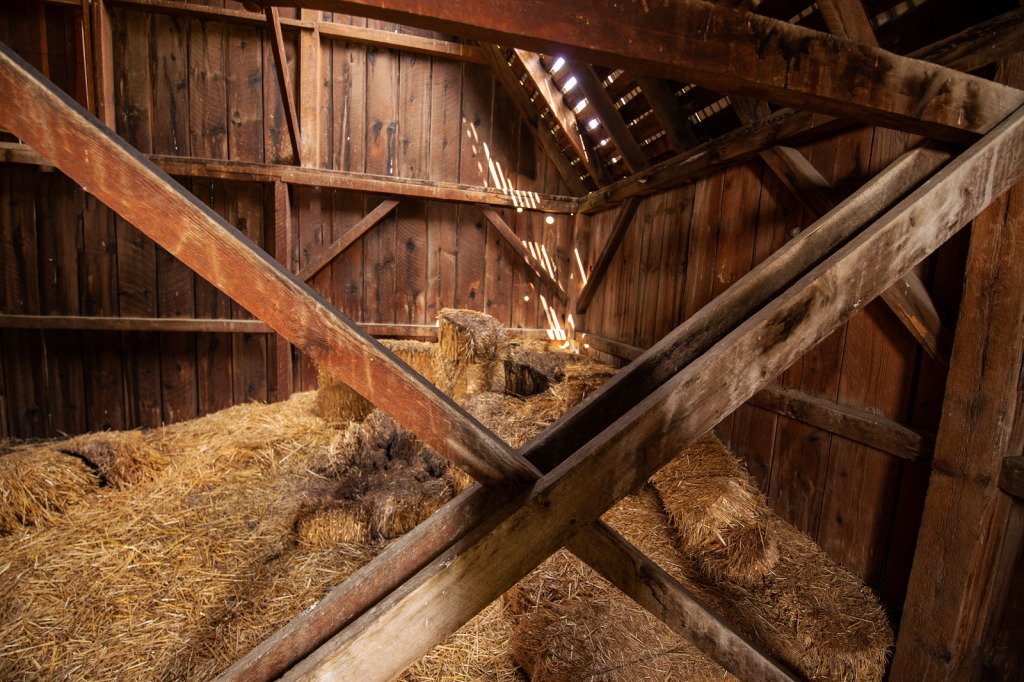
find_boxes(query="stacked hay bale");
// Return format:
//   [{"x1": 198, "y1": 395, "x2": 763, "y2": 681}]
[{"x1": 436, "y1": 307, "x2": 511, "y2": 400}]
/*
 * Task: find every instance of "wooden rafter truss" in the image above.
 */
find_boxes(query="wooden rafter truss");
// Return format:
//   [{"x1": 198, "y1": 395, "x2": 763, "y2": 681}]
[{"x1": 2, "y1": 1, "x2": 1024, "y2": 681}]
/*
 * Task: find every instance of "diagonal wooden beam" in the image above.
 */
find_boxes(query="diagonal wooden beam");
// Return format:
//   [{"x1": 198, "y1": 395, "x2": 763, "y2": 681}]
[
  {"x1": 278, "y1": 102, "x2": 1024, "y2": 682},
  {"x1": 221, "y1": 137, "x2": 952, "y2": 682},
  {"x1": 246, "y1": 0, "x2": 1024, "y2": 146},
  {"x1": 481, "y1": 44, "x2": 589, "y2": 197},
  {"x1": 265, "y1": 7, "x2": 303, "y2": 167},
  {"x1": 295, "y1": 196, "x2": 402, "y2": 282},
  {"x1": 475, "y1": 203, "x2": 568, "y2": 305},
  {"x1": 575, "y1": 196, "x2": 641, "y2": 314},
  {"x1": 570, "y1": 62, "x2": 649, "y2": 174},
  {"x1": 513, "y1": 48, "x2": 608, "y2": 186},
  {"x1": 816, "y1": 0, "x2": 878, "y2": 47},
  {"x1": 632, "y1": 73, "x2": 700, "y2": 152},
  {"x1": 0, "y1": 40, "x2": 792, "y2": 682},
  {"x1": 0, "y1": 40, "x2": 534, "y2": 490},
  {"x1": 907, "y1": 7, "x2": 1024, "y2": 75}
]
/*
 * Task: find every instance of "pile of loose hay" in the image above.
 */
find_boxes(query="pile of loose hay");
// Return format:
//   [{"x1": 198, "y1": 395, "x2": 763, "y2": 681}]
[{"x1": 0, "y1": 311, "x2": 891, "y2": 682}]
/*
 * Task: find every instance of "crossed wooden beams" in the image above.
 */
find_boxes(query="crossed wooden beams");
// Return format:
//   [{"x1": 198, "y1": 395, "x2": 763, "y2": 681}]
[{"x1": 5, "y1": 37, "x2": 1024, "y2": 681}]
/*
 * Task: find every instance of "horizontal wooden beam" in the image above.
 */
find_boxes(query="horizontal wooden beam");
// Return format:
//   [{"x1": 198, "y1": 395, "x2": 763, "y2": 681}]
[
  {"x1": 106, "y1": 0, "x2": 488, "y2": 63},
  {"x1": 296, "y1": 197, "x2": 402, "y2": 282},
  {"x1": 577, "y1": 108, "x2": 852, "y2": 213},
  {"x1": 0, "y1": 41, "x2": 537, "y2": 490},
  {"x1": 0, "y1": 143, "x2": 578, "y2": 212},
  {"x1": 0, "y1": 314, "x2": 274, "y2": 333},
  {"x1": 249, "y1": 0, "x2": 1024, "y2": 146},
  {"x1": 577, "y1": 332, "x2": 644, "y2": 361},
  {"x1": 475, "y1": 203, "x2": 569, "y2": 306},
  {"x1": 576, "y1": 196, "x2": 641, "y2": 313}
]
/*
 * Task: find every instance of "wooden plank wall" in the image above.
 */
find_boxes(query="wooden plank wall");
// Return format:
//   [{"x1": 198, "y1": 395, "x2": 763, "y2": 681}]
[
  {"x1": 0, "y1": 1, "x2": 573, "y2": 435},
  {"x1": 575, "y1": 125, "x2": 968, "y2": 622}
]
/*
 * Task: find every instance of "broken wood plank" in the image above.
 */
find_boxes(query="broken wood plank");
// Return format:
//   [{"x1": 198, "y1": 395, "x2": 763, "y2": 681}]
[
  {"x1": 570, "y1": 63, "x2": 649, "y2": 174},
  {"x1": 475, "y1": 203, "x2": 568, "y2": 306},
  {"x1": 513, "y1": 48, "x2": 605, "y2": 185},
  {"x1": 481, "y1": 44, "x2": 589, "y2": 197},
  {"x1": 576, "y1": 196, "x2": 641, "y2": 314},
  {"x1": 255, "y1": 0, "x2": 1024, "y2": 146},
  {"x1": 295, "y1": 196, "x2": 401, "y2": 282},
  {"x1": 632, "y1": 74, "x2": 699, "y2": 153},
  {"x1": 266, "y1": 7, "x2": 303, "y2": 167},
  {"x1": 278, "y1": 97, "x2": 1024, "y2": 682},
  {"x1": 0, "y1": 41, "x2": 537, "y2": 490}
]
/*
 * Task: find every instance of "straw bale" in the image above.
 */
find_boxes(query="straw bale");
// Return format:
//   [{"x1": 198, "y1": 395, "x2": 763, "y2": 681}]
[
  {"x1": 316, "y1": 362, "x2": 377, "y2": 423},
  {"x1": 651, "y1": 432, "x2": 779, "y2": 584},
  {"x1": 550, "y1": 362, "x2": 618, "y2": 413},
  {"x1": 437, "y1": 308, "x2": 511, "y2": 365},
  {"x1": 381, "y1": 339, "x2": 444, "y2": 387},
  {"x1": 0, "y1": 447, "x2": 100, "y2": 534},
  {"x1": 59, "y1": 429, "x2": 169, "y2": 489}
]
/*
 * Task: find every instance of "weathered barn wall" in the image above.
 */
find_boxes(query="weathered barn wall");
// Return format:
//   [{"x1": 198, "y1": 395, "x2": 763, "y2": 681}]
[
  {"x1": 0, "y1": 1, "x2": 573, "y2": 435},
  {"x1": 573, "y1": 124, "x2": 972, "y2": 620}
]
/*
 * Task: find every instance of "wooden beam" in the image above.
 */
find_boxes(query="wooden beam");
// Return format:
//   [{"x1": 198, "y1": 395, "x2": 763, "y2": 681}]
[
  {"x1": 108, "y1": 0, "x2": 310, "y2": 29},
  {"x1": 475, "y1": 203, "x2": 568, "y2": 305},
  {"x1": 0, "y1": 314, "x2": 273, "y2": 333},
  {"x1": 217, "y1": 137, "x2": 953, "y2": 682},
  {"x1": 91, "y1": 0, "x2": 115, "y2": 128},
  {"x1": 276, "y1": 96, "x2": 1024, "y2": 682},
  {"x1": 576, "y1": 196, "x2": 641, "y2": 314},
  {"x1": 816, "y1": 0, "x2": 878, "y2": 47},
  {"x1": 570, "y1": 63, "x2": 649, "y2": 173},
  {"x1": 513, "y1": 48, "x2": 606, "y2": 185},
  {"x1": 731, "y1": 99, "x2": 956, "y2": 368},
  {"x1": 80, "y1": 0, "x2": 97, "y2": 117},
  {"x1": 749, "y1": 384, "x2": 935, "y2": 464},
  {"x1": 577, "y1": 332, "x2": 644, "y2": 362},
  {"x1": 299, "y1": 9, "x2": 320, "y2": 168},
  {"x1": 273, "y1": 180, "x2": 294, "y2": 402},
  {"x1": 0, "y1": 142, "x2": 580, "y2": 212},
  {"x1": 907, "y1": 7, "x2": 1024, "y2": 75},
  {"x1": 296, "y1": 197, "x2": 402, "y2": 282},
  {"x1": 481, "y1": 44, "x2": 589, "y2": 197},
  {"x1": 891, "y1": 58, "x2": 1024, "y2": 682},
  {"x1": 576, "y1": 108, "x2": 853, "y2": 213},
  {"x1": 565, "y1": 521, "x2": 800, "y2": 682},
  {"x1": 317, "y1": 20, "x2": 487, "y2": 63},
  {"x1": 248, "y1": 0, "x2": 1024, "y2": 146},
  {"x1": 632, "y1": 74, "x2": 700, "y2": 152},
  {"x1": 1000, "y1": 457, "x2": 1024, "y2": 499},
  {"x1": 266, "y1": 7, "x2": 303, "y2": 167},
  {"x1": 0, "y1": 40, "x2": 538, "y2": 490}
]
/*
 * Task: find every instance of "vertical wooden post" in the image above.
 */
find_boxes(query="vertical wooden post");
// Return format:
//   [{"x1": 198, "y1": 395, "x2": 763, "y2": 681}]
[
  {"x1": 80, "y1": 0, "x2": 96, "y2": 117},
  {"x1": 890, "y1": 57, "x2": 1024, "y2": 682},
  {"x1": 273, "y1": 181, "x2": 294, "y2": 401},
  {"x1": 299, "y1": 11, "x2": 320, "y2": 168},
  {"x1": 91, "y1": 0, "x2": 115, "y2": 128}
]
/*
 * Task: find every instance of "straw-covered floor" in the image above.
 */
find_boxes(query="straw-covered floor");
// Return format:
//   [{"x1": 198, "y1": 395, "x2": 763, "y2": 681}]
[{"x1": 1, "y1": 310, "x2": 891, "y2": 681}]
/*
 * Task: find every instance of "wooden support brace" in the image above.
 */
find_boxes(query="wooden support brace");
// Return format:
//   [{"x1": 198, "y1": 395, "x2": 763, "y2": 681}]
[
  {"x1": 513, "y1": 48, "x2": 607, "y2": 186},
  {"x1": 575, "y1": 196, "x2": 641, "y2": 314},
  {"x1": 218, "y1": 136, "x2": 953, "y2": 682},
  {"x1": 475, "y1": 203, "x2": 569, "y2": 305},
  {"x1": 632, "y1": 74, "x2": 700, "y2": 152},
  {"x1": 266, "y1": 7, "x2": 304, "y2": 167},
  {"x1": 481, "y1": 44, "x2": 589, "y2": 197},
  {"x1": 80, "y1": 0, "x2": 97, "y2": 117},
  {"x1": 0, "y1": 41, "x2": 535, "y2": 490},
  {"x1": 273, "y1": 180, "x2": 294, "y2": 402},
  {"x1": 277, "y1": 99, "x2": 1024, "y2": 682},
  {"x1": 907, "y1": 7, "x2": 1024, "y2": 75},
  {"x1": 570, "y1": 62, "x2": 649, "y2": 174},
  {"x1": 816, "y1": 0, "x2": 879, "y2": 47},
  {"x1": 298, "y1": 9, "x2": 320, "y2": 168},
  {"x1": 296, "y1": 196, "x2": 402, "y2": 282}
]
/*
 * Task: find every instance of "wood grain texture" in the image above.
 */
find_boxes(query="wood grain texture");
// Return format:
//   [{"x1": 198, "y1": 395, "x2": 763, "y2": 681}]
[
  {"x1": 575, "y1": 196, "x2": 640, "y2": 314},
  {"x1": 296, "y1": 195, "x2": 400, "y2": 281},
  {"x1": 569, "y1": 62, "x2": 648, "y2": 174},
  {"x1": 259, "y1": 0, "x2": 1024, "y2": 145}
]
